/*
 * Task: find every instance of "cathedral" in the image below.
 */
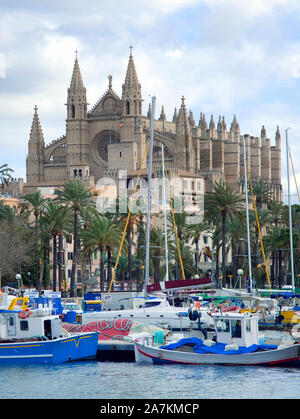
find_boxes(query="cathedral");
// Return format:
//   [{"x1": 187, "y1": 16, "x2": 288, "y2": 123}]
[{"x1": 25, "y1": 51, "x2": 282, "y2": 203}]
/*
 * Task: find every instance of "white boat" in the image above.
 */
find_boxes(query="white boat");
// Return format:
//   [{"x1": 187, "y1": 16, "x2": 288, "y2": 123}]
[
  {"x1": 82, "y1": 295, "x2": 214, "y2": 331},
  {"x1": 0, "y1": 293, "x2": 98, "y2": 364},
  {"x1": 134, "y1": 310, "x2": 300, "y2": 367}
]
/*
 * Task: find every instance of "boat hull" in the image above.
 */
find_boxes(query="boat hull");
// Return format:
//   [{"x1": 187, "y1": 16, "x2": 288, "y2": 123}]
[
  {"x1": 0, "y1": 332, "x2": 99, "y2": 364},
  {"x1": 134, "y1": 340, "x2": 300, "y2": 367}
]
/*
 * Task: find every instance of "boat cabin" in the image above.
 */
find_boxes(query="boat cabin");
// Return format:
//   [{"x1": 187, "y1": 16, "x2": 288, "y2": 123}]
[
  {"x1": 211, "y1": 312, "x2": 259, "y2": 347},
  {"x1": 0, "y1": 309, "x2": 62, "y2": 341}
]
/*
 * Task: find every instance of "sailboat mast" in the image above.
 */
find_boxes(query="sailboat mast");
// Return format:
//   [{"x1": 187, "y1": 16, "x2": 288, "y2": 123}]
[
  {"x1": 161, "y1": 143, "x2": 169, "y2": 281},
  {"x1": 243, "y1": 136, "x2": 252, "y2": 292},
  {"x1": 285, "y1": 128, "x2": 295, "y2": 293},
  {"x1": 144, "y1": 96, "x2": 156, "y2": 298}
]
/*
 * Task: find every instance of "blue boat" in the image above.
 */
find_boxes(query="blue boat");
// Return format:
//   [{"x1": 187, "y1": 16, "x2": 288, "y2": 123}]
[{"x1": 0, "y1": 294, "x2": 99, "y2": 364}]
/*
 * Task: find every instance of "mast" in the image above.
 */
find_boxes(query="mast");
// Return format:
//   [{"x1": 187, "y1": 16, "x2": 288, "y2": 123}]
[
  {"x1": 243, "y1": 136, "x2": 252, "y2": 292},
  {"x1": 286, "y1": 128, "x2": 295, "y2": 293},
  {"x1": 161, "y1": 143, "x2": 169, "y2": 281},
  {"x1": 144, "y1": 96, "x2": 156, "y2": 298}
]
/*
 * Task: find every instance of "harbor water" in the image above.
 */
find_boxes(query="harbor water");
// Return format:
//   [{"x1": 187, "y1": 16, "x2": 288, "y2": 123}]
[{"x1": 1, "y1": 360, "x2": 300, "y2": 399}]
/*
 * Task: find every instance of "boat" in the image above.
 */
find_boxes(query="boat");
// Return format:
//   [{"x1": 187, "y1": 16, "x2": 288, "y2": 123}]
[
  {"x1": 81, "y1": 97, "x2": 214, "y2": 333},
  {"x1": 0, "y1": 293, "x2": 99, "y2": 364},
  {"x1": 81, "y1": 294, "x2": 214, "y2": 332},
  {"x1": 134, "y1": 310, "x2": 300, "y2": 367}
]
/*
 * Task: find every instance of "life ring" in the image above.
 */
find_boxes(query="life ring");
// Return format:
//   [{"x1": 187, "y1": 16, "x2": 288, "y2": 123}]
[
  {"x1": 195, "y1": 301, "x2": 201, "y2": 310},
  {"x1": 19, "y1": 308, "x2": 31, "y2": 319}
]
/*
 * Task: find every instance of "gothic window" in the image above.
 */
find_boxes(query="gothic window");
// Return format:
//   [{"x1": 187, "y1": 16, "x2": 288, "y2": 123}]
[
  {"x1": 74, "y1": 169, "x2": 77, "y2": 177},
  {"x1": 78, "y1": 169, "x2": 82, "y2": 177},
  {"x1": 71, "y1": 105, "x2": 75, "y2": 118},
  {"x1": 93, "y1": 130, "x2": 120, "y2": 162},
  {"x1": 126, "y1": 101, "x2": 130, "y2": 115}
]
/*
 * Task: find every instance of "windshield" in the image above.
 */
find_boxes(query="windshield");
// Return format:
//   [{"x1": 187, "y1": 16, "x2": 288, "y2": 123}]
[
  {"x1": 62, "y1": 303, "x2": 80, "y2": 310},
  {"x1": 144, "y1": 301, "x2": 162, "y2": 308}
]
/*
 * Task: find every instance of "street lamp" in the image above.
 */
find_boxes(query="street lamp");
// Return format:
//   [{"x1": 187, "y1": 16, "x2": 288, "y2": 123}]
[
  {"x1": 237, "y1": 269, "x2": 243, "y2": 290},
  {"x1": 15, "y1": 273, "x2": 22, "y2": 291}
]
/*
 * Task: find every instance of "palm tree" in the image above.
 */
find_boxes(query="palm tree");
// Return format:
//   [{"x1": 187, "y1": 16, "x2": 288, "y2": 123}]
[
  {"x1": 205, "y1": 181, "x2": 244, "y2": 287},
  {"x1": 228, "y1": 213, "x2": 247, "y2": 283},
  {"x1": 250, "y1": 181, "x2": 271, "y2": 210},
  {"x1": 81, "y1": 213, "x2": 122, "y2": 292},
  {"x1": 22, "y1": 190, "x2": 48, "y2": 293},
  {"x1": 169, "y1": 239, "x2": 195, "y2": 280},
  {"x1": 55, "y1": 180, "x2": 95, "y2": 297},
  {"x1": 0, "y1": 164, "x2": 13, "y2": 188},
  {"x1": 40, "y1": 202, "x2": 69, "y2": 291},
  {"x1": 186, "y1": 220, "x2": 209, "y2": 273}
]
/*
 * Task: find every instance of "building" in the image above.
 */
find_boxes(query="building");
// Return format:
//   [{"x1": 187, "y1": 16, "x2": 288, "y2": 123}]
[
  {"x1": 22, "y1": 50, "x2": 283, "y2": 289},
  {"x1": 24, "y1": 50, "x2": 282, "y2": 204}
]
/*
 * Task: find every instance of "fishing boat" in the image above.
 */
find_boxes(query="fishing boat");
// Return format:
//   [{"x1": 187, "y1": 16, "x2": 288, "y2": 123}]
[
  {"x1": 134, "y1": 310, "x2": 300, "y2": 367},
  {"x1": 0, "y1": 293, "x2": 99, "y2": 364}
]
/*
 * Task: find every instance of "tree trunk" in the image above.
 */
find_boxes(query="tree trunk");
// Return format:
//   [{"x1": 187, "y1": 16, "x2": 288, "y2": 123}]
[
  {"x1": 221, "y1": 211, "x2": 227, "y2": 288},
  {"x1": 195, "y1": 240, "x2": 199, "y2": 273},
  {"x1": 215, "y1": 244, "x2": 220, "y2": 288},
  {"x1": 42, "y1": 242, "x2": 48, "y2": 290},
  {"x1": 58, "y1": 234, "x2": 63, "y2": 292},
  {"x1": 52, "y1": 234, "x2": 57, "y2": 292},
  {"x1": 35, "y1": 214, "x2": 40, "y2": 294},
  {"x1": 107, "y1": 248, "x2": 112, "y2": 290},
  {"x1": 278, "y1": 250, "x2": 282, "y2": 288},
  {"x1": 127, "y1": 229, "x2": 132, "y2": 290},
  {"x1": 99, "y1": 246, "x2": 104, "y2": 292},
  {"x1": 70, "y1": 210, "x2": 78, "y2": 297}
]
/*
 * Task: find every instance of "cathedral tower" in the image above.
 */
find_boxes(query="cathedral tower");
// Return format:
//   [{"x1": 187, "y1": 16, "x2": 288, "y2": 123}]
[
  {"x1": 26, "y1": 106, "x2": 45, "y2": 183},
  {"x1": 65, "y1": 55, "x2": 90, "y2": 179}
]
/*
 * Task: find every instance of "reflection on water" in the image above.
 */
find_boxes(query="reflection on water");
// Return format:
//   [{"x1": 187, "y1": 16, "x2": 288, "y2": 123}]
[{"x1": 1, "y1": 360, "x2": 300, "y2": 399}]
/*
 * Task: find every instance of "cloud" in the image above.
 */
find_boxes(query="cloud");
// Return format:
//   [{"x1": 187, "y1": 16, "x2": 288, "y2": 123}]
[{"x1": 0, "y1": 0, "x2": 300, "y2": 192}]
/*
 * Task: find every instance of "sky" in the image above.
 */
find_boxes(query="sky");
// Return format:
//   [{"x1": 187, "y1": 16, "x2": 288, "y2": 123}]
[{"x1": 1, "y1": 0, "x2": 300, "y2": 203}]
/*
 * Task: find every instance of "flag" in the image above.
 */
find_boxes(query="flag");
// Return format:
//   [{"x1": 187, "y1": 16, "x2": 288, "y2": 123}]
[{"x1": 203, "y1": 246, "x2": 213, "y2": 260}]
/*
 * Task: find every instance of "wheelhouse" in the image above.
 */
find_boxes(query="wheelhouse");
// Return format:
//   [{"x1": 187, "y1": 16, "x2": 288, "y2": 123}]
[
  {"x1": 0, "y1": 309, "x2": 62, "y2": 341},
  {"x1": 211, "y1": 312, "x2": 259, "y2": 347}
]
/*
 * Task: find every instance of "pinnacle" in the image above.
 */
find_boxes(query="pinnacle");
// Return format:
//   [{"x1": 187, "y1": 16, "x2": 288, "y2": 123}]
[
  {"x1": 29, "y1": 105, "x2": 44, "y2": 144},
  {"x1": 69, "y1": 57, "x2": 85, "y2": 91},
  {"x1": 124, "y1": 52, "x2": 140, "y2": 89}
]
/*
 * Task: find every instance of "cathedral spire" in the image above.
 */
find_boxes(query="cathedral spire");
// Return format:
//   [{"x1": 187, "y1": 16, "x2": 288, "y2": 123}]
[
  {"x1": 69, "y1": 56, "x2": 85, "y2": 92},
  {"x1": 159, "y1": 105, "x2": 166, "y2": 121},
  {"x1": 29, "y1": 105, "x2": 45, "y2": 145},
  {"x1": 67, "y1": 55, "x2": 88, "y2": 119},
  {"x1": 222, "y1": 116, "x2": 227, "y2": 131},
  {"x1": 26, "y1": 105, "x2": 45, "y2": 183},
  {"x1": 122, "y1": 49, "x2": 142, "y2": 116},
  {"x1": 209, "y1": 114, "x2": 215, "y2": 130},
  {"x1": 147, "y1": 102, "x2": 152, "y2": 119},
  {"x1": 217, "y1": 115, "x2": 223, "y2": 131},
  {"x1": 172, "y1": 107, "x2": 178, "y2": 122},
  {"x1": 189, "y1": 110, "x2": 195, "y2": 127},
  {"x1": 230, "y1": 114, "x2": 240, "y2": 133},
  {"x1": 275, "y1": 125, "x2": 281, "y2": 146}
]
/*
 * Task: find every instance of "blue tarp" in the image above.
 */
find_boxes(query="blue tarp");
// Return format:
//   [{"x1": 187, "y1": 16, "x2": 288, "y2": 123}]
[
  {"x1": 160, "y1": 337, "x2": 277, "y2": 355},
  {"x1": 270, "y1": 293, "x2": 300, "y2": 299}
]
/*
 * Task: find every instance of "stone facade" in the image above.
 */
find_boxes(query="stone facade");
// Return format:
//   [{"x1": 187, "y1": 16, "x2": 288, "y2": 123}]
[{"x1": 25, "y1": 52, "x2": 282, "y2": 201}]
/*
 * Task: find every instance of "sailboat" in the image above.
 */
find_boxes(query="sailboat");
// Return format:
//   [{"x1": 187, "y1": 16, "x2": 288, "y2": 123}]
[
  {"x1": 81, "y1": 97, "x2": 213, "y2": 331},
  {"x1": 133, "y1": 136, "x2": 300, "y2": 367}
]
